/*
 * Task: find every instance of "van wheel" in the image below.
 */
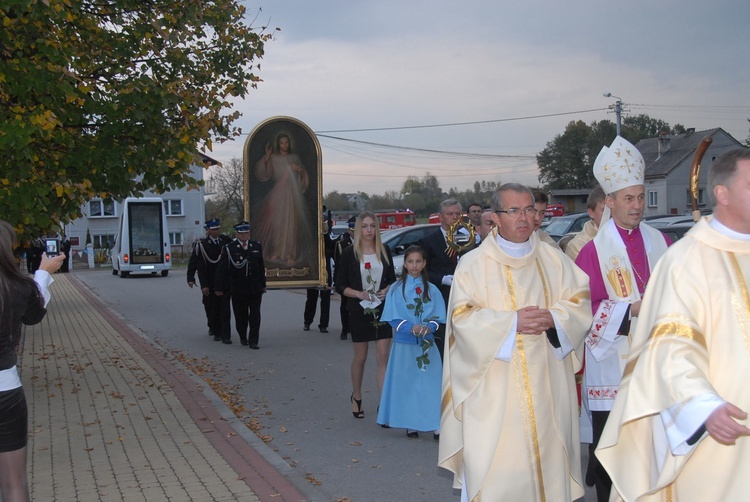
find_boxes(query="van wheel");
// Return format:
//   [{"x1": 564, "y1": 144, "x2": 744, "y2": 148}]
[
  {"x1": 161, "y1": 270, "x2": 169, "y2": 277},
  {"x1": 120, "y1": 270, "x2": 129, "y2": 278},
  {"x1": 112, "y1": 268, "x2": 118, "y2": 275}
]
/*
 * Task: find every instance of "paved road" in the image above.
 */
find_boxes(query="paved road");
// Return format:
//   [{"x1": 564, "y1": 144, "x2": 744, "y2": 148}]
[{"x1": 75, "y1": 267, "x2": 595, "y2": 501}]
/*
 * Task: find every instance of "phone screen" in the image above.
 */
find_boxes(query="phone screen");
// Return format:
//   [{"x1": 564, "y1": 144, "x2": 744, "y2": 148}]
[{"x1": 45, "y1": 239, "x2": 59, "y2": 255}]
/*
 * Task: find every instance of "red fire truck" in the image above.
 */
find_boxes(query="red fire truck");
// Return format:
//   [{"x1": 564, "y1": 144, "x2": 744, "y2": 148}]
[{"x1": 375, "y1": 210, "x2": 416, "y2": 230}]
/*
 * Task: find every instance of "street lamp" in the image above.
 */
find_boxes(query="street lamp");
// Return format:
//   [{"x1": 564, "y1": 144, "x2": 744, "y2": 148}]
[{"x1": 603, "y1": 92, "x2": 622, "y2": 136}]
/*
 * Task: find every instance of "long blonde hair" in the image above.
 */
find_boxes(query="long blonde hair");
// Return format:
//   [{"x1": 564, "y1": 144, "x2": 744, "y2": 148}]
[{"x1": 353, "y1": 212, "x2": 390, "y2": 265}]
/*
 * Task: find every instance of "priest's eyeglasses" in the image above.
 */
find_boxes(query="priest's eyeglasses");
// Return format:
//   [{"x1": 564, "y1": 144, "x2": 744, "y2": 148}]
[{"x1": 495, "y1": 206, "x2": 537, "y2": 218}]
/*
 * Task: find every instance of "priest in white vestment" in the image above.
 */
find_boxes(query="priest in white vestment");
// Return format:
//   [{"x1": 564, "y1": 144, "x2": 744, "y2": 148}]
[
  {"x1": 574, "y1": 136, "x2": 671, "y2": 501},
  {"x1": 597, "y1": 148, "x2": 750, "y2": 501},
  {"x1": 438, "y1": 183, "x2": 592, "y2": 501}
]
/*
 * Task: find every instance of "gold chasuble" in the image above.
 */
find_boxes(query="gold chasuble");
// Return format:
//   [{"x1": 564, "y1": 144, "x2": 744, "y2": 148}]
[
  {"x1": 597, "y1": 218, "x2": 750, "y2": 501},
  {"x1": 438, "y1": 230, "x2": 592, "y2": 502}
]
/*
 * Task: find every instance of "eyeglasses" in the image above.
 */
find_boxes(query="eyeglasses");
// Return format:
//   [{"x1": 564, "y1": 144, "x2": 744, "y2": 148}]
[{"x1": 495, "y1": 207, "x2": 537, "y2": 217}]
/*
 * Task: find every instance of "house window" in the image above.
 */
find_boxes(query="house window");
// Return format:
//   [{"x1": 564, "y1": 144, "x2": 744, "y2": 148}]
[
  {"x1": 169, "y1": 232, "x2": 183, "y2": 245},
  {"x1": 647, "y1": 190, "x2": 658, "y2": 208},
  {"x1": 685, "y1": 188, "x2": 706, "y2": 206},
  {"x1": 89, "y1": 199, "x2": 115, "y2": 218},
  {"x1": 93, "y1": 234, "x2": 116, "y2": 249},
  {"x1": 164, "y1": 199, "x2": 183, "y2": 216}
]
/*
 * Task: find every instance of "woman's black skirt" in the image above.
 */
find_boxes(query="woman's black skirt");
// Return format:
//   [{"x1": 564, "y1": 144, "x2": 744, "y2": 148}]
[{"x1": 0, "y1": 387, "x2": 27, "y2": 452}]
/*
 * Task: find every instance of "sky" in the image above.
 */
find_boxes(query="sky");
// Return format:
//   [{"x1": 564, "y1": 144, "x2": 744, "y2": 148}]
[{"x1": 207, "y1": 0, "x2": 750, "y2": 196}]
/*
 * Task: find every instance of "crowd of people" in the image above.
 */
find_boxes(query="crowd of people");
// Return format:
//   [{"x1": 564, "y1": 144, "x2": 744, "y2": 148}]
[
  {"x1": 2, "y1": 139, "x2": 748, "y2": 501},
  {"x1": 310, "y1": 139, "x2": 749, "y2": 501},
  {"x1": 183, "y1": 138, "x2": 750, "y2": 501}
]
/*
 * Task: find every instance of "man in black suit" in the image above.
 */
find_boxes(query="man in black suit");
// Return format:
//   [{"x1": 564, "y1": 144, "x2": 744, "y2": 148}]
[
  {"x1": 187, "y1": 218, "x2": 232, "y2": 341},
  {"x1": 419, "y1": 198, "x2": 472, "y2": 360},
  {"x1": 215, "y1": 221, "x2": 267, "y2": 349}
]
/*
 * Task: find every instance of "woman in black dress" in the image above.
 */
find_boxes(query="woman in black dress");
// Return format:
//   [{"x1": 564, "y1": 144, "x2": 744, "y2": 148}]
[
  {"x1": 335, "y1": 212, "x2": 396, "y2": 419},
  {"x1": 0, "y1": 221, "x2": 64, "y2": 502}
]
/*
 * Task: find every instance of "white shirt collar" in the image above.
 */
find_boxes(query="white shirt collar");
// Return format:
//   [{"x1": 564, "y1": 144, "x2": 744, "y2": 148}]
[
  {"x1": 710, "y1": 217, "x2": 750, "y2": 241},
  {"x1": 494, "y1": 233, "x2": 532, "y2": 258}
]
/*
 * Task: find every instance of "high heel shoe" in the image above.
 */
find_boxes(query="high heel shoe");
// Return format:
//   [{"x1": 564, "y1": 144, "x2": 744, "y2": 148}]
[{"x1": 351, "y1": 394, "x2": 364, "y2": 419}]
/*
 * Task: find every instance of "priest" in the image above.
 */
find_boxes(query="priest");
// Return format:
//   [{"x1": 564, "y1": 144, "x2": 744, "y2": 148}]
[
  {"x1": 597, "y1": 148, "x2": 750, "y2": 501},
  {"x1": 438, "y1": 183, "x2": 592, "y2": 501}
]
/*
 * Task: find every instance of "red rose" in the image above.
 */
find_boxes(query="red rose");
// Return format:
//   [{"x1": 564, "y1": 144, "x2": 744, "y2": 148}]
[
  {"x1": 364, "y1": 262, "x2": 371, "y2": 270},
  {"x1": 415, "y1": 286, "x2": 422, "y2": 295}
]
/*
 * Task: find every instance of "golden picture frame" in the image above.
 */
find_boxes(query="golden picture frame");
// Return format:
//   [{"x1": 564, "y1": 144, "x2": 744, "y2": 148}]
[{"x1": 243, "y1": 116, "x2": 326, "y2": 289}]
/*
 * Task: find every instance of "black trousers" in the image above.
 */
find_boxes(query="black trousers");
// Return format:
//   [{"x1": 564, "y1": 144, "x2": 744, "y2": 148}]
[
  {"x1": 229, "y1": 292, "x2": 263, "y2": 345},
  {"x1": 304, "y1": 288, "x2": 330, "y2": 328},
  {"x1": 202, "y1": 292, "x2": 228, "y2": 337},
  {"x1": 591, "y1": 410, "x2": 613, "y2": 502}
]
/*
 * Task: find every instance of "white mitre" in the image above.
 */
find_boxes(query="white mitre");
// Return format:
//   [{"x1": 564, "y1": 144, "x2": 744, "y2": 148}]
[{"x1": 593, "y1": 136, "x2": 645, "y2": 195}]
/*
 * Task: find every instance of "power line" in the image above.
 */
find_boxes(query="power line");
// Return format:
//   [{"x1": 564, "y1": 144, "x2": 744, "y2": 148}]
[
  {"x1": 317, "y1": 135, "x2": 536, "y2": 159},
  {"x1": 315, "y1": 108, "x2": 608, "y2": 133}
]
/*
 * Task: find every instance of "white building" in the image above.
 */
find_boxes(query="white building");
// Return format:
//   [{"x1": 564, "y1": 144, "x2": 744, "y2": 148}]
[{"x1": 65, "y1": 154, "x2": 218, "y2": 261}]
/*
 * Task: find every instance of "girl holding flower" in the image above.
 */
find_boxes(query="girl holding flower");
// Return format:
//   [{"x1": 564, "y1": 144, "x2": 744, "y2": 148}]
[
  {"x1": 377, "y1": 245, "x2": 445, "y2": 438},
  {"x1": 334, "y1": 212, "x2": 396, "y2": 419}
]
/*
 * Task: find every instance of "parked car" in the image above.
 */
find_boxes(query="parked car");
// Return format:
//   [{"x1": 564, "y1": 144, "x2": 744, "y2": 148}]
[
  {"x1": 646, "y1": 222, "x2": 695, "y2": 241},
  {"x1": 644, "y1": 215, "x2": 696, "y2": 228},
  {"x1": 543, "y1": 213, "x2": 591, "y2": 242},
  {"x1": 381, "y1": 223, "x2": 440, "y2": 276},
  {"x1": 329, "y1": 224, "x2": 349, "y2": 239}
]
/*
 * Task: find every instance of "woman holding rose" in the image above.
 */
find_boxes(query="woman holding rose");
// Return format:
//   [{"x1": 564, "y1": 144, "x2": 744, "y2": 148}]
[
  {"x1": 377, "y1": 245, "x2": 445, "y2": 439},
  {"x1": 334, "y1": 212, "x2": 395, "y2": 419}
]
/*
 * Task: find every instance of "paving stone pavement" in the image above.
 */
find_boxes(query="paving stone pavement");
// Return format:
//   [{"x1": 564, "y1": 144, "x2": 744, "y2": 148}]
[{"x1": 19, "y1": 273, "x2": 312, "y2": 502}]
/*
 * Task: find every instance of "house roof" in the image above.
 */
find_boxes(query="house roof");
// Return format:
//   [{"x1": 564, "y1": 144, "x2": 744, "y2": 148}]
[{"x1": 636, "y1": 127, "x2": 735, "y2": 178}]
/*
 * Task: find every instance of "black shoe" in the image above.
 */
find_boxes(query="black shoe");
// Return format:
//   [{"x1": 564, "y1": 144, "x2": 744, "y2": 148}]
[
  {"x1": 340, "y1": 332, "x2": 348, "y2": 340},
  {"x1": 433, "y1": 432, "x2": 440, "y2": 441},
  {"x1": 319, "y1": 326, "x2": 328, "y2": 333},
  {"x1": 213, "y1": 335, "x2": 222, "y2": 341},
  {"x1": 222, "y1": 339, "x2": 232, "y2": 345},
  {"x1": 249, "y1": 343, "x2": 259, "y2": 350},
  {"x1": 406, "y1": 430, "x2": 419, "y2": 439},
  {"x1": 351, "y1": 394, "x2": 364, "y2": 419},
  {"x1": 380, "y1": 424, "x2": 390, "y2": 429},
  {"x1": 240, "y1": 339, "x2": 248, "y2": 346},
  {"x1": 303, "y1": 324, "x2": 310, "y2": 331}
]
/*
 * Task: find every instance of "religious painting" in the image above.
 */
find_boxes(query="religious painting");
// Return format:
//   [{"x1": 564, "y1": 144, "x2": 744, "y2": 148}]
[{"x1": 243, "y1": 116, "x2": 325, "y2": 289}]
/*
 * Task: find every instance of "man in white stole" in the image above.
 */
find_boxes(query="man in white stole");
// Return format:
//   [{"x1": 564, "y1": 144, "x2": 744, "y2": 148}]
[
  {"x1": 438, "y1": 183, "x2": 592, "y2": 501},
  {"x1": 574, "y1": 136, "x2": 671, "y2": 501},
  {"x1": 597, "y1": 148, "x2": 750, "y2": 501}
]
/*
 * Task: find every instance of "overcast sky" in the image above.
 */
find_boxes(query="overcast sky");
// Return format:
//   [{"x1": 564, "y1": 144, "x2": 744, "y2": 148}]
[{"x1": 208, "y1": 0, "x2": 750, "y2": 195}]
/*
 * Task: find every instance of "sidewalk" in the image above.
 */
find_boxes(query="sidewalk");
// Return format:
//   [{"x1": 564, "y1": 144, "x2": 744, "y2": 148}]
[{"x1": 19, "y1": 273, "x2": 313, "y2": 501}]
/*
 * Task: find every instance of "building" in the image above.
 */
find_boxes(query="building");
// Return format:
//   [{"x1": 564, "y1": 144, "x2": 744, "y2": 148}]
[
  {"x1": 549, "y1": 128, "x2": 746, "y2": 218},
  {"x1": 65, "y1": 154, "x2": 218, "y2": 264},
  {"x1": 635, "y1": 127, "x2": 744, "y2": 217}
]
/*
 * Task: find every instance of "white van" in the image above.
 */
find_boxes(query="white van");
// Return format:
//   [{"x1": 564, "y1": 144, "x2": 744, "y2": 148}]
[{"x1": 111, "y1": 197, "x2": 172, "y2": 278}]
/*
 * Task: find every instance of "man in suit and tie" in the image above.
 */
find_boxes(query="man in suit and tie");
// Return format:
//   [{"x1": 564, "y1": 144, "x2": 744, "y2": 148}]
[
  {"x1": 419, "y1": 198, "x2": 472, "y2": 360},
  {"x1": 215, "y1": 221, "x2": 267, "y2": 349},
  {"x1": 188, "y1": 218, "x2": 232, "y2": 341}
]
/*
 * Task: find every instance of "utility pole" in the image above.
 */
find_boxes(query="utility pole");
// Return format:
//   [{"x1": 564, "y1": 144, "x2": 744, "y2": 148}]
[{"x1": 603, "y1": 92, "x2": 622, "y2": 136}]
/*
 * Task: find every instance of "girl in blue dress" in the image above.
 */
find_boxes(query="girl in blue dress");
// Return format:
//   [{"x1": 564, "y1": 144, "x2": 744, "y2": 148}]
[{"x1": 377, "y1": 245, "x2": 446, "y2": 438}]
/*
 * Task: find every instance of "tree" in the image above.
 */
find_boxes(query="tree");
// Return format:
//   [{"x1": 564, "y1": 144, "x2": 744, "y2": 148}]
[
  {"x1": 537, "y1": 120, "x2": 604, "y2": 189},
  {"x1": 205, "y1": 158, "x2": 245, "y2": 227},
  {"x1": 399, "y1": 172, "x2": 443, "y2": 215},
  {"x1": 622, "y1": 114, "x2": 674, "y2": 144},
  {"x1": 1, "y1": 1, "x2": 270, "y2": 239},
  {"x1": 537, "y1": 115, "x2": 685, "y2": 189},
  {"x1": 323, "y1": 191, "x2": 351, "y2": 211}
]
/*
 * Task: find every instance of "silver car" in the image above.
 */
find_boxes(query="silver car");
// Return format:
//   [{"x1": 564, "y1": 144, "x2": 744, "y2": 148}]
[{"x1": 381, "y1": 223, "x2": 440, "y2": 276}]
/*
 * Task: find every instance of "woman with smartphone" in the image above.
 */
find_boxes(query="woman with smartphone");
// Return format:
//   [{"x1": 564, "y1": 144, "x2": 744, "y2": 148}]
[{"x1": 0, "y1": 221, "x2": 64, "y2": 501}]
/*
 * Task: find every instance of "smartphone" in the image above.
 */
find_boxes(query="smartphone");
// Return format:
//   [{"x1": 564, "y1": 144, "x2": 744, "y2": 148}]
[{"x1": 45, "y1": 238, "x2": 60, "y2": 257}]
